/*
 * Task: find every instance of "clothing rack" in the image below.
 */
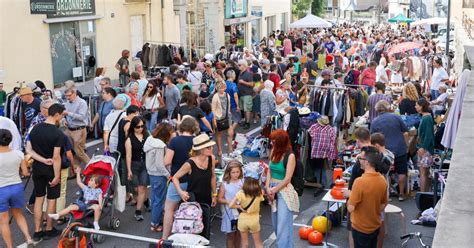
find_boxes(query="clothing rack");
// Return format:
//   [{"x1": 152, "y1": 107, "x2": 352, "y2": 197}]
[
  {"x1": 306, "y1": 84, "x2": 349, "y2": 91},
  {"x1": 145, "y1": 40, "x2": 187, "y2": 47}
]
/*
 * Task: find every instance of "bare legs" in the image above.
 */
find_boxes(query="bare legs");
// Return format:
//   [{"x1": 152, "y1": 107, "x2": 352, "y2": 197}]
[
  {"x1": 216, "y1": 131, "x2": 224, "y2": 156},
  {"x1": 0, "y1": 209, "x2": 32, "y2": 248},
  {"x1": 227, "y1": 128, "x2": 234, "y2": 153},
  {"x1": 398, "y1": 174, "x2": 407, "y2": 198},
  {"x1": 226, "y1": 232, "x2": 241, "y2": 248},
  {"x1": 240, "y1": 231, "x2": 262, "y2": 248},
  {"x1": 419, "y1": 167, "x2": 431, "y2": 192},
  {"x1": 34, "y1": 197, "x2": 56, "y2": 232},
  {"x1": 162, "y1": 200, "x2": 179, "y2": 240},
  {"x1": 136, "y1": 186, "x2": 147, "y2": 213}
]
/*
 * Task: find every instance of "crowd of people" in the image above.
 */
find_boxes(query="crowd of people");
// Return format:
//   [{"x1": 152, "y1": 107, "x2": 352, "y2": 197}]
[{"x1": 0, "y1": 21, "x2": 454, "y2": 248}]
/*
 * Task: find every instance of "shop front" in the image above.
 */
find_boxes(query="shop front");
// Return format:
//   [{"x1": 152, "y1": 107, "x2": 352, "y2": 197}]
[
  {"x1": 48, "y1": 20, "x2": 98, "y2": 85},
  {"x1": 31, "y1": 0, "x2": 100, "y2": 85},
  {"x1": 224, "y1": 0, "x2": 254, "y2": 51}
]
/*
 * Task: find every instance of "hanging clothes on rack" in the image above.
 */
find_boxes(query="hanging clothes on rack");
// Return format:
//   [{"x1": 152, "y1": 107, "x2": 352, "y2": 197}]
[{"x1": 141, "y1": 42, "x2": 186, "y2": 68}]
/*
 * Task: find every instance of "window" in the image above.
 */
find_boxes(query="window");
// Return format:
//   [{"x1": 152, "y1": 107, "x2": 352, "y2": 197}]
[{"x1": 464, "y1": 0, "x2": 474, "y2": 8}]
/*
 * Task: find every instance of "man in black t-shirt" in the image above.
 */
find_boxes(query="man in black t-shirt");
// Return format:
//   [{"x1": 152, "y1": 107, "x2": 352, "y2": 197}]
[{"x1": 27, "y1": 103, "x2": 65, "y2": 241}]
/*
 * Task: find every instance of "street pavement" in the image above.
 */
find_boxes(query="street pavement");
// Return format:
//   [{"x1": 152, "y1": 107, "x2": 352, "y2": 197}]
[{"x1": 8, "y1": 121, "x2": 435, "y2": 248}]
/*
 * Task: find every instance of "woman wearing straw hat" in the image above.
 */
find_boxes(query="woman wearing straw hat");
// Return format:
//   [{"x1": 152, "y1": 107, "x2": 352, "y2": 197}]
[
  {"x1": 161, "y1": 117, "x2": 199, "y2": 239},
  {"x1": 172, "y1": 133, "x2": 217, "y2": 208}
]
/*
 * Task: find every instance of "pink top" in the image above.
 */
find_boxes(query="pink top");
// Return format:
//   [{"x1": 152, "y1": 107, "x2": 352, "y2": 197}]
[
  {"x1": 283, "y1": 38, "x2": 292, "y2": 57},
  {"x1": 361, "y1": 68, "x2": 376, "y2": 87}
]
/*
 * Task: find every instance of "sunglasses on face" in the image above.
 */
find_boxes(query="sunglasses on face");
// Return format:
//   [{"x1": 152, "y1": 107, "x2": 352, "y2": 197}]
[{"x1": 135, "y1": 125, "x2": 144, "y2": 129}]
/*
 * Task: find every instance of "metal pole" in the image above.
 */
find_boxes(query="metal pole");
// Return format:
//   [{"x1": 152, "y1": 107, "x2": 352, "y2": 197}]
[
  {"x1": 188, "y1": 11, "x2": 192, "y2": 61},
  {"x1": 446, "y1": 0, "x2": 451, "y2": 72}
]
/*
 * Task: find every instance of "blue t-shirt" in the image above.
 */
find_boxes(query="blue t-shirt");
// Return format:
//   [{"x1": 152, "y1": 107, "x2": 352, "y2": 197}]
[
  {"x1": 370, "y1": 112, "x2": 409, "y2": 157},
  {"x1": 289, "y1": 91, "x2": 297, "y2": 107},
  {"x1": 168, "y1": 135, "x2": 194, "y2": 183},
  {"x1": 99, "y1": 100, "x2": 114, "y2": 129},
  {"x1": 83, "y1": 186, "x2": 102, "y2": 204},
  {"x1": 200, "y1": 112, "x2": 214, "y2": 132},
  {"x1": 324, "y1": 41, "x2": 336, "y2": 53},
  {"x1": 225, "y1": 80, "x2": 239, "y2": 109}
]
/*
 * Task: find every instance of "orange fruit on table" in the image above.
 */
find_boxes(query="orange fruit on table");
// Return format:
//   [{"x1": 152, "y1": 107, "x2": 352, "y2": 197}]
[
  {"x1": 299, "y1": 226, "x2": 313, "y2": 240},
  {"x1": 312, "y1": 216, "x2": 330, "y2": 234},
  {"x1": 308, "y1": 230, "x2": 324, "y2": 245}
]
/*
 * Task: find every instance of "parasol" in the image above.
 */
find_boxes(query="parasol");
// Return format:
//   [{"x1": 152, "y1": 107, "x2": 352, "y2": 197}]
[{"x1": 387, "y1": 42, "x2": 423, "y2": 55}]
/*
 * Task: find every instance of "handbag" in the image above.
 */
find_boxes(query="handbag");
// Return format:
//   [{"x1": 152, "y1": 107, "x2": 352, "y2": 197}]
[
  {"x1": 223, "y1": 206, "x2": 238, "y2": 232},
  {"x1": 216, "y1": 94, "x2": 230, "y2": 131},
  {"x1": 141, "y1": 95, "x2": 156, "y2": 120}
]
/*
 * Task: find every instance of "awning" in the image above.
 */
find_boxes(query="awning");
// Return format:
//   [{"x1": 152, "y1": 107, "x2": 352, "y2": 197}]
[
  {"x1": 411, "y1": 17, "x2": 447, "y2": 26},
  {"x1": 224, "y1": 16, "x2": 260, "y2": 26},
  {"x1": 289, "y1": 13, "x2": 332, "y2": 29},
  {"x1": 43, "y1": 15, "x2": 103, "y2": 24}
]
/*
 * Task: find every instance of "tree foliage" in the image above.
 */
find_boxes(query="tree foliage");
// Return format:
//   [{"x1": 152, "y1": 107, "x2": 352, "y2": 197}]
[
  {"x1": 311, "y1": 0, "x2": 326, "y2": 17},
  {"x1": 292, "y1": 0, "x2": 312, "y2": 19}
]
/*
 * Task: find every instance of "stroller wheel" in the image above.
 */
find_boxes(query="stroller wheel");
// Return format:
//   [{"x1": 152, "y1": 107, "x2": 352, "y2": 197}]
[
  {"x1": 109, "y1": 218, "x2": 120, "y2": 230},
  {"x1": 93, "y1": 234, "x2": 105, "y2": 243}
]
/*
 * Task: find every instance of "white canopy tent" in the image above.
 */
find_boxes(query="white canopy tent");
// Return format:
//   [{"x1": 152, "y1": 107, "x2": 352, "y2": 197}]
[
  {"x1": 411, "y1": 17, "x2": 447, "y2": 26},
  {"x1": 289, "y1": 14, "x2": 332, "y2": 29}
]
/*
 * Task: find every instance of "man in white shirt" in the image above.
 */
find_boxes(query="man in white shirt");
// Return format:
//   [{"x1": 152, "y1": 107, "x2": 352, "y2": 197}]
[
  {"x1": 375, "y1": 57, "x2": 389, "y2": 84},
  {"x1": 430, "y1": 58, "x2": 449, "y2": 99},
  {"x1": 103, "y1": 94, "x2": 130, "y2": 153},
  {"x1": 187, "y1": 63, "x2": 203, "y2": 94},
  {"x1": 431, "y1": 85, "x2": 449, "y2": 115}
]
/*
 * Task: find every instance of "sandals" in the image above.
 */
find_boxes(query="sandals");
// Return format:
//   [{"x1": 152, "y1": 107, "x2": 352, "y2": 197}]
[{"x1": 150, "y1": 225, "x2": 163, "y2": 232}]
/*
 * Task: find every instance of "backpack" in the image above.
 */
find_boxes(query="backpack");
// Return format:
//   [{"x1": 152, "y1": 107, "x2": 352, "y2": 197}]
[
  {"x1": 172, "y1": 202, "x2": 204, "y2": 234},
  {"x1": 283, "y1": 153, "x2": 305, "y2": 196},
  {"x1": 344, "y1": 70, "x2": 355, "y2": 85}
]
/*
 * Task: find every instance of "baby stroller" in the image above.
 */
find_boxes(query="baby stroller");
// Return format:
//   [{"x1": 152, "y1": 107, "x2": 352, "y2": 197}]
[{"x1": 67, "y1": 154, "x2": 121, "y2": 243}]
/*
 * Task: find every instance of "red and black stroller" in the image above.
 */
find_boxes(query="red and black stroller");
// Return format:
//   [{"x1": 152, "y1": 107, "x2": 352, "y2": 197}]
[{"x1": 67, "y1": 154, "x2": 121, "y2": 243}]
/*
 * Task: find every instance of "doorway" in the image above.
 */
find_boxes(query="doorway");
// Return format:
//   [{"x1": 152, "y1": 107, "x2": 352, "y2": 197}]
[
  {"x1": 130, "y1": 15, "x2": 144, "y2": 59},
  {"x1": 49, "y1": 20, "x2": 97, "y2": 85}
]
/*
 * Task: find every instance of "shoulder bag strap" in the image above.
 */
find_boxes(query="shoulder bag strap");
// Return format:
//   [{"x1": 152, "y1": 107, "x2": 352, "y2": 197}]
[
  {"x1": 243, "y1": 196, "x2": 257, "y2": 211},
  {"x1": 149, "y1": 94, "x2": 157, "y2": 111},
  {"x1": 107, "y1": 113, "x2": 123, "y2": 146},
  {"x1": 190, "y1": 71, "x2": 199, "y2": 81},
  {"x1": 224, "y1": 93, "x2": 229, "y2": 119}
]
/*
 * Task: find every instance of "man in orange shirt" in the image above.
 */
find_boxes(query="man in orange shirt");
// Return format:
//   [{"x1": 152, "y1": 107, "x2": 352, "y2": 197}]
[{"x1": 347, "y1": 146, "x2": 388, "y2": 248}]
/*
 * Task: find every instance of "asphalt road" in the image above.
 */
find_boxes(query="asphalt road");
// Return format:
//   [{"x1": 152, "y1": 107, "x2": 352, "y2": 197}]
[{"x1": 8, "y1": 122, "x2": 435, "y2": 247}]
